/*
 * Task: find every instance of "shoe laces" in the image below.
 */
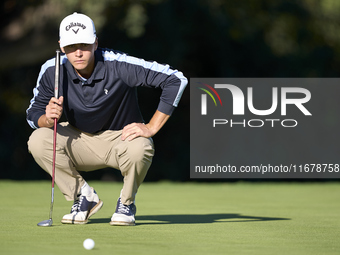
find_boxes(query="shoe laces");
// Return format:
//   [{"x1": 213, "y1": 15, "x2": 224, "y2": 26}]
[
  {"x1": 117, "y1": 201, "x2": 131, "y2": 214},
  {"x1": 70, "y1": 194, "x2": 84, "y2": 213}
]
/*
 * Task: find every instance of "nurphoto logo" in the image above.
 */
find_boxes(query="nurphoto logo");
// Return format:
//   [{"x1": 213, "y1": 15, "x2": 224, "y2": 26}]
[
  {"x1": 190, "y1": 78, "x2": 340, "y2": 179},
  {"x1": 197, "y1": 82, "x2": 312, "y2": 128}
]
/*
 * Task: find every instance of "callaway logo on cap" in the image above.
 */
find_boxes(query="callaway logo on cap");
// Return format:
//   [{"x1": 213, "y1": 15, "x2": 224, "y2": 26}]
[{"x1": 59, "y1": 12, "x2": 96, "y2": 48}]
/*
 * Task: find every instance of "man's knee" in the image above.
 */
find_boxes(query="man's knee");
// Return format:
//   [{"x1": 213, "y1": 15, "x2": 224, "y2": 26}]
[
  {"x1": 122, "y1": 137, "x2": 154, "y2": 165},
  {"x1": 27, "y1": 128, "x2": 52, "y2": 157}
]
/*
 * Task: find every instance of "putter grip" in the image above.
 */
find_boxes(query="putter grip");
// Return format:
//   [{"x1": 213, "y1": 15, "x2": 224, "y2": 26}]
[{"x1": 54, "y1": 50, "x2": 60, "y2": 99}]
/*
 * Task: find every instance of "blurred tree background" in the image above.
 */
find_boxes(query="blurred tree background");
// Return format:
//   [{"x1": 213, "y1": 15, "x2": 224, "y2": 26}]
[{"x1": 1, "y1": 0, "x2": 340, "y2": 181}]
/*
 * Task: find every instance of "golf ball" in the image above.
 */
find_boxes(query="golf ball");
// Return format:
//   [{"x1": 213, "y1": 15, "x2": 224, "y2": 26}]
[{"x1": 83, "y1": 238, "x2": 95, "y2": 250}]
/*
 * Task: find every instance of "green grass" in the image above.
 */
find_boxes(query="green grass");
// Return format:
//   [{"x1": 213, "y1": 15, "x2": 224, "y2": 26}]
[{"x1": 0, "y1": 181, "x2": 339, "y2": 255}]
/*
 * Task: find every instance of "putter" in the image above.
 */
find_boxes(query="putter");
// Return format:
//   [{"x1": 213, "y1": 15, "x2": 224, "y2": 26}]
[{"x1": 37, "y1": 50, "x2": 60, "y2": 227}]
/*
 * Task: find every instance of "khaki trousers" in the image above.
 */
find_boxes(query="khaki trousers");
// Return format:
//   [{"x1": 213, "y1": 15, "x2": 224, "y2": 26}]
[{"x1": 27, "y1": 122, "x2": 154, "y2": 205}]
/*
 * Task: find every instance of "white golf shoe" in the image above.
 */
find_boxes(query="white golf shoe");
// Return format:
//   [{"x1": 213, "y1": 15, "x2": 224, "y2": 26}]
[
  {"x1": 61, "y1": 187, "x2": 103, "y2": 224},
  {"x1": 110, "y1": 197, "x2": 136, "y2": 226}
]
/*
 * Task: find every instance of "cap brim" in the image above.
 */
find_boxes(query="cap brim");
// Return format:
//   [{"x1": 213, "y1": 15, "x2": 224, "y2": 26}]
[{"x1": 60, "y1": 36, "x2": 96, "y2": 48}]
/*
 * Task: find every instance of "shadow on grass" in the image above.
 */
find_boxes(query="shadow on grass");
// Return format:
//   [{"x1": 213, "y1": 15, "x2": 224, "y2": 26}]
[{"x1": 89, "y1": 214, "x2": 290, "y2": 225}]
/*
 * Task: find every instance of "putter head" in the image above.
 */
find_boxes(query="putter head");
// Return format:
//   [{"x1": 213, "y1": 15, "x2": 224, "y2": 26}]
[{"x1": 37, "y1": 219, "x2": 53, "y2": 227}]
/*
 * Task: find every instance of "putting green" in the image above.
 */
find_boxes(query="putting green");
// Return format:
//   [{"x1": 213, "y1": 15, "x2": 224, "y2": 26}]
[{"x1": 0, "y1": 181, "x2": 339, "y2": 254}]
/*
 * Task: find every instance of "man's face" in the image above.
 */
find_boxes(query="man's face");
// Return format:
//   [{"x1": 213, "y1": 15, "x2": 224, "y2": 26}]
[{"x1": 60, "y1": 40, "x2": 98, "y2": 79}]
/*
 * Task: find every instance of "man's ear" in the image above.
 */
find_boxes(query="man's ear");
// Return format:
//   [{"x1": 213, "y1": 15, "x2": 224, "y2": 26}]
[{"x1": 58, "y1": 41, "x2": 65, "y2": 53}]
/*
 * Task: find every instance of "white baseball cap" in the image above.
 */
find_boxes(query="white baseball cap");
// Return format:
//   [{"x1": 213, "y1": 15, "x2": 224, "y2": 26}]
[{"x1": 59, "y1": 12, "x2": 96, "y2": 48}]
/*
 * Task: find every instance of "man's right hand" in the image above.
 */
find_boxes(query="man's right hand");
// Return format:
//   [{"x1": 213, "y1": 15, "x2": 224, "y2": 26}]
[{"x1": 38, "y1": 96, "x2": 64, "y2": 128}]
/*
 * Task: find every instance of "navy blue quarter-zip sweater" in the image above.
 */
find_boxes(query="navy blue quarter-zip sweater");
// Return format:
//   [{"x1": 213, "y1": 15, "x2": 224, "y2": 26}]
[{"x1": 26, "y1": 48, "x2": 187, "y2": 133}]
